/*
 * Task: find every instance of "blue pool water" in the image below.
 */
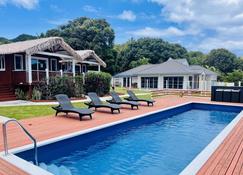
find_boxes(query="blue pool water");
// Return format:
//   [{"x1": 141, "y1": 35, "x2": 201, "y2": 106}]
[{"x1": 16, "y1": 103, "x2": 242, "y2": 175}]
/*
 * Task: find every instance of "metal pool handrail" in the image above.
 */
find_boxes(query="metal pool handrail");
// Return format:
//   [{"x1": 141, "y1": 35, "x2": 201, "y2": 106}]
[{"x1": 2, "y1": 118, "x2": 38, "y2": 165}]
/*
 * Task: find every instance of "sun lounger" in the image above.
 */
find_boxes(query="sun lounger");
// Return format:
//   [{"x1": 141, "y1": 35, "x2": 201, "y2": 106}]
[
  {"x1": 85, "y1": 92, "x2": 120, "y2": 114},
  {"x1": 107, "y1": 91, "x2": 139, "y2": 109},
  {"x1": 52, "y1": 94, "x2": 94, "y2": 120},
  {"x1": 125, "y1": 90, "x2": 155, "y2": 106}
]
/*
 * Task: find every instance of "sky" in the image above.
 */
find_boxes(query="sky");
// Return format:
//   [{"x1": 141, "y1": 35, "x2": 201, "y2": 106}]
[{"x1": 1, "y1": 0, "x2": 243, "y2": 55}]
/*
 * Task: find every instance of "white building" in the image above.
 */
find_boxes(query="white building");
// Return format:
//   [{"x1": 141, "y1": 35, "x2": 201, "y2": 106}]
[{"x1": 113, "y1": 58, "x2": 217, "y2": 91}]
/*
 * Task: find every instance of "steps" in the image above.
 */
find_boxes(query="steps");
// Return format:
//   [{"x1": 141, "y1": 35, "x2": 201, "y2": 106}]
[{"x1": 0, "y1": 85, "x2": 16, "y2": 101}]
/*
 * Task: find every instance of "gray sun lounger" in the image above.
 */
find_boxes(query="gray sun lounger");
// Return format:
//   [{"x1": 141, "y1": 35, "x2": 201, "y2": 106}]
[
  {"x1": 125, "y1": 90, "x2": 155, "y2": 106},
  {"x1": 107, "y1": 91, "x2": 139, "y2": 109},
  {"x1": 52, "y1": 94, "x2": 94, "y2": 120},
  {"x1": 85, "y1": 92, "x2": 120, "y2": 114}
]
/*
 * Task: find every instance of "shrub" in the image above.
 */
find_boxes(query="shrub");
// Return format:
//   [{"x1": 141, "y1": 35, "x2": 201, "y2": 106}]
[
  {"x1": 15, "y1": 88, "x2": 27, "y2": 100},
  {"x1": 84, "y1": 72, "x2": 112, "y2": 96},
  {"x1": 31, "y1": 87, "x2": 42, "y2": 100},
  {"x1": 74, "y1": 76, "x2": 84, "y2": 97},
  {"x1": 37, "y1": 76, "x2": 84, "y2": 100}
]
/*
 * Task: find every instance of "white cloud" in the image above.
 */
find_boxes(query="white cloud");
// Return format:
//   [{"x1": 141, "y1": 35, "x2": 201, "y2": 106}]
[
  {"x1": 149, "y1": 0, "x2": 243, "y2": 54},
  {"x1": 0, "y1": 0, "x2": 38, "y2": 9},
  {"x1": 82, "y1": 5, "x2": 98, "y2": 13},
  {"x1": 118, "y1": 10, "x2": 136, "y2": 21},
  {"x1": 128, "y1": 26, "x2": 200, "y2": 38}
]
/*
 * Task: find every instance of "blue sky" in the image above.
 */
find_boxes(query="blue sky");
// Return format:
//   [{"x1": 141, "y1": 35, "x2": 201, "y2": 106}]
[{"x1": 1, "y1": 0, "x2": 243, "y2": 55}]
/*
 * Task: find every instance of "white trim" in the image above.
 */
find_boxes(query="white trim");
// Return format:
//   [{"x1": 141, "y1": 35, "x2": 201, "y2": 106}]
[
  {"x1": 0, "y1": 55, "x2": 5, "y2": 71},
  {"x1": 0, "y1": 154, "x2": 53, "y2": 175},
  {"x1": 37, "y1": 51, "x2": 73, "y2": 60},
  {"x1": 14, "y1": 54, "x2": 24, "y2": 71}
]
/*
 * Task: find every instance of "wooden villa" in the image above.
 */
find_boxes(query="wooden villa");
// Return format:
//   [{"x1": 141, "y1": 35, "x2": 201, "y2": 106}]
[{"x1": 0, "y1": 37, "x2": 106, "y2": 101}]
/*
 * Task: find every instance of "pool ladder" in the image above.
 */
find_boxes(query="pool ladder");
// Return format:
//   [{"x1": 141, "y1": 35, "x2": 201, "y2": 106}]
[{"x1": 2, "y1": 118, "x2": 38, "y2": 165}]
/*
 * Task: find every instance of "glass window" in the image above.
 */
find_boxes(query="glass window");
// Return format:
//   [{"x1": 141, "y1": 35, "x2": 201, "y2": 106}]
[
  {"x1": 82, "y1": 64, "x2": 87, "y2": 73},
  {"x1": 50, "y1": 59, "x2": 57, "y2": 71},
  {"x1": 164, "y1": 76, "x2": 184, "y2": 89},
  {"x1": 75, "y1": 65, "x2": 81, "y2": 73},
  {"x1": 63, "y1": 62, "x2": 72, "y2": 72},
  {"x1": 0, "y1": 55, "x2": 5, "y2": 71},
  {"x1": 123, "y1": 78, "x2": 127, "y2": 87},
  {"x1": 14, "y1": 55, "x2": 24, "y2": 70},
  {"x1": 141, "y1": 77, "x2": 158, "y2": 88}
]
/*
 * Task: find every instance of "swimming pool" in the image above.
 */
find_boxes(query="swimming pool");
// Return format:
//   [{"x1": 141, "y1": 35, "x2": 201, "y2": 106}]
[{"x1": 15, "y1": 103, "x2": 243, "y2": 175}]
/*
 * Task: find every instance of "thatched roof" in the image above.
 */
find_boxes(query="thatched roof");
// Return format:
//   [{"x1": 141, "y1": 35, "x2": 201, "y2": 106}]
[
  {"x1": 0, "y1": 37, "x2": 82, "y2": 60},
  {"x1": 76, "y1": 50, "x2": 106, "y2": 67}
]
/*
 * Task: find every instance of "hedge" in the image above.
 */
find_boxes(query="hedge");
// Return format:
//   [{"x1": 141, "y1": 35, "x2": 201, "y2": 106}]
[{"x1": 84, "y1": 72, "x2": 112, "y2": 96}]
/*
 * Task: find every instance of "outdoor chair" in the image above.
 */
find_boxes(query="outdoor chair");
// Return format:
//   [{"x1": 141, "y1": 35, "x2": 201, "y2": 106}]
[
  {"x1": 125, "y1": 90, "x2": 155, "y2": 106},
  {"x1": 52, "y1": 94, "x2": 94, "y2": 120},
  {"x1": 85, "y1": 92, "x2": 120, "y2": 114},
  {"x1": 107, "y1": 91, "x2": 139, "y2": 109}
]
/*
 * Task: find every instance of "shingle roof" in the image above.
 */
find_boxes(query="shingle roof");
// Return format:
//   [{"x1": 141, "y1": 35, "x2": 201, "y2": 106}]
[
  {"x1": 114, "y1": 64, "x2": 154, "y2": 77},
  {"x1": 190, "y1": 65, "x2": 218, "y2": 75},
  {"x1": 114, "y1": 58, "x2": 217, "y2": 77}
]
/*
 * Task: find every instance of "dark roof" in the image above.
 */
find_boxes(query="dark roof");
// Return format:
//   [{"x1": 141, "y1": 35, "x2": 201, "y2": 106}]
[{"x1": 114, "y1": 58, "x2": 217, "y2": 77}]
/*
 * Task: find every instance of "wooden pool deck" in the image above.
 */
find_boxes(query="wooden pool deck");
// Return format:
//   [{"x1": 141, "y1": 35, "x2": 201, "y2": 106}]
[{"x1": 0, "y1": 95, "x2": 242, "y2": 175}]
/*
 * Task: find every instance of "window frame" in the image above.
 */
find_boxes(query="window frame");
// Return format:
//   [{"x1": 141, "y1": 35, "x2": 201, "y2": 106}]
[
  {"x1": 14, "y1": 54, "x2": 24, "y2": 71},
  {"x1": 50, "y1": 58, "x2": 58, "y2": 72},
  {"x1": 0, "y1": 55, "x2": 6, "y2": 71}
]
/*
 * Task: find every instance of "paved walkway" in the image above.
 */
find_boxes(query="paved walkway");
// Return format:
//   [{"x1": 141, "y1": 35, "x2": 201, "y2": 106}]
[
  {"x1": 0, "y1": 95, "x2": 242, "y2": 175},
  {"x1": 0, "y1": 93, "x2": 149, "y2": 107}
]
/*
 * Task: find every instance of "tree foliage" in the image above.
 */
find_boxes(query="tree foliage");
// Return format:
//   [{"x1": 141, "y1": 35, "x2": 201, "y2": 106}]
[
  {"x1": 45, "y1": 17, "x2": 116, "y2": 73},
  {"x1": 114, "y1": 38, "x2": 188, "y2": 73},
  {"x1": 205, "y1": 48, "x2": 238, "y2": 73},
  {"x1": 223, "y1": 70, "x2": 243, "y2": 84}
]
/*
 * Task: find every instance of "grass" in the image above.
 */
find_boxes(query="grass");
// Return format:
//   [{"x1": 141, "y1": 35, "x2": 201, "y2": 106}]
[
  {"x1": 114, "y1": 87, "x2": 149, "y2": 95},
  {"x1": 0, "y1": 93, "x2": 152, "y2": 120}
]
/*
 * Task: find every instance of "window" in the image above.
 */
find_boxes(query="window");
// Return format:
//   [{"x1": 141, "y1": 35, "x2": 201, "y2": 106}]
[
  {"x1": 75, "y1": 65, "x2": 81, "y2": 73},
  {"x1": 141, "y1": 77, "x2": 158, "y2": 89},
  {"x1": 82, "y1": 64, "x2": 87, "y2": 73},
  {"x1": 0, "y1": 55, "x2": 5, "y2": 71},
  {"x1": 14, "y1": 54, "x2": 24, "y2": 70},
  {"x1": 164, "y1": 77, "x2": 184, "y2": 89},
  {"x1": 123, "y1": 78, "x2": 127, "y2": 87},
  {"x1": 50, "y1": 59, "x2": 57, "y2": 71},
  {"x1": 63, "y1": 62, "x2": 72, "y2": 72}
]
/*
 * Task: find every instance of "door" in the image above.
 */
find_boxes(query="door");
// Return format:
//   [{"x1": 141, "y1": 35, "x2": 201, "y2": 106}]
[{"x1": 31, "y1": 57, "x2": 48, "y2": 82}]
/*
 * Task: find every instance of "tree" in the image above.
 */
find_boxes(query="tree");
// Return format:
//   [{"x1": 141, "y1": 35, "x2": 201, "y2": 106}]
[
  {"x1": 114, "y1": 37, "x2": 187, "y2": 73},
  {"x1": 205, "y1": 48, "x2": 237, "y2": 73},
  {"x1": 129, "y1": 57, "x2": 150, "y2": 68},
  {"x1": 11, "y1": 34, "x2": 37, "y2": 42},
  {"x1": 45, "y1": 17, "x2": 116, "y2": 73},
  {"x1": 0, "y1": 37, "x2": 10, "y2": 44},
  {"x1": 223, "y1": 70, "x2": 243, "y2": 84},
  {"x1": 187, "y1": 51, "x2": 207, "y2": 65}
]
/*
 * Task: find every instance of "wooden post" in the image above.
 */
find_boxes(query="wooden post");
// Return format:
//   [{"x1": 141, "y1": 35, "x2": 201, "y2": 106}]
[
  {"x1": 98, "y1": 65, "x2": 101, "y2": 72},
  {"x1": 72, "y1": 60, "x2": 76, "y2": 78},
  {"x1": 60, "y1": 69, "x2": 63, "y2": 77},
  {"x1": 45, "y1": 68, "x2": 49, "y2": 84},
  {"x1": 27, "y1": 54, "x2": 32, "y2": 84}
]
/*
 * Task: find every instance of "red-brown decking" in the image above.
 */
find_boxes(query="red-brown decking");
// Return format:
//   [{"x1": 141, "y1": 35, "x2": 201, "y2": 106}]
[{"x1": 0, "y1": 96, "x2": 242, "y2": 175}]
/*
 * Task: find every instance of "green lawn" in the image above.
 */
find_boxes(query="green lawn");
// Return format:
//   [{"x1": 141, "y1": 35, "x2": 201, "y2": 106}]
[
  {"x1": 114, "y1": 87, "x2": 149, "y2": 95},
  {"x1": 0, "y1": 93, "x2": 152, "y2": 120}
]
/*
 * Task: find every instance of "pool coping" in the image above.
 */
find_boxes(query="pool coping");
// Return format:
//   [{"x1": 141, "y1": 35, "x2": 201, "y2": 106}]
[
  {"x1": 180, "y1": 103, "x2": 243, "y2": 175},
  {"x1": 1, "y1": 101, "x2": 242, "y2": 175}
]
